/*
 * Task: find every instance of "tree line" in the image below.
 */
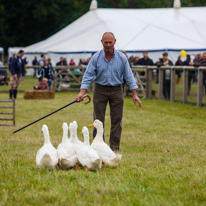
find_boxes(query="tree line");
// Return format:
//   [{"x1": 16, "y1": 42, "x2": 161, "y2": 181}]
[{"x1": 0, "y1": 0, "x2": 205, "y2": 53}]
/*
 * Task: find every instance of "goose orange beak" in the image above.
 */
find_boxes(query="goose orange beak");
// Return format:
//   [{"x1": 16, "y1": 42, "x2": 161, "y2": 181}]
[
  {"x1": 89, "y1": 124, "x2": 94, "y2": 127},
  {"x1": 61, "y1": 128, "x2": 63, "y2": 130},
  {"x1": 41, "y1": 131, "x2": 42, "y2": 133},
  {"x1": 80, "y1": 132, "x2": 83, "y2": 134}
]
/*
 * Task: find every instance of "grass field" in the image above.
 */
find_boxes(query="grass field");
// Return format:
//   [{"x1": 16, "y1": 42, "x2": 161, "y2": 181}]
[{"x1": 0, "y1": 77, "x2": 206, "y2": 205}]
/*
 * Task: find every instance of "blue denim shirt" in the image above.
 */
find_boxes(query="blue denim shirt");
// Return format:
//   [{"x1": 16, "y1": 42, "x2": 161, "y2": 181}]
[{"x1": 81, "y1": 49, "x2": 138, "y2": 91}]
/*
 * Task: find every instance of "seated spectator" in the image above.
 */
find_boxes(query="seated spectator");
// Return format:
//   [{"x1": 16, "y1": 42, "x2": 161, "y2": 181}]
[
  {"x1": 63, "y1": 58, "x2": 67, "y2": 65},
  {"x1": 39, "y1": 59, "x2": 54, "y2": 90},
  {"x1": 34, "y1": 78, "x2": 49, "y2": 90},
  {"x1": 189, "y1": 52, "x2": 206, "y2": 93},
  {"x1": 129, "y1": 56, "x2": 134, "y2": 64},
  {"x1": 156, "y1": 52, "x2": 173, "y2": 100},
  {"x1": 133, "y1": 56, "x2": 140, "y2": 65},
  {"x1": 175, "y1": 56, "x2": 183, "y2": 85}
]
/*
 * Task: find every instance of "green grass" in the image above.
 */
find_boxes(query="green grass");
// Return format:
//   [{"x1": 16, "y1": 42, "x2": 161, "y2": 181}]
[{"x1": 0, "y1": 78, "x2": 206, "y2": 205}]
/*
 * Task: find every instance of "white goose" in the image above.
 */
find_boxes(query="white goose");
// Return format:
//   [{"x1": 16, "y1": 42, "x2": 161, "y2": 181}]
[
  {"x1": 90, "y1": 120, "x2": 122, "y2": 168},
  {"x1": 57, "y1": 122, "x2": 78, "y2": 169},
  {"x1": 36, "y1": 124, "x2": 58, "y2": 170},
  {"x1": 76, "y1": 126, "x2": 102, "y2": 171}
]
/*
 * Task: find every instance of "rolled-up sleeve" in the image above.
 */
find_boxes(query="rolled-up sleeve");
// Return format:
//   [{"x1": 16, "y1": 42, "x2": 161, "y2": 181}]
[
  {"x1": 80, "y1": 59, "x2": 96, "y2": 90},
  {"x1": 123, "y1": 60, "x2": 138, "y2": 90}
]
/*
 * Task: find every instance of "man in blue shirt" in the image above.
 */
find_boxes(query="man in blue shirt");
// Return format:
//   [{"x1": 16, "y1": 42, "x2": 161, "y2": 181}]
[
  {"x1": 76, "y1": 32, "x2": 142, "y2": 151},
  {"x1": 9, "y1": 50, "x2": 25, "y2": 99}
]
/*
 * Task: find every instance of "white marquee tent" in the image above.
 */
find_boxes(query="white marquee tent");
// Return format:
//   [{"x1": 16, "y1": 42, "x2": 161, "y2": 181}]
[{"x1": 20, "y1": 0, "x2": 206, "y2": 65}]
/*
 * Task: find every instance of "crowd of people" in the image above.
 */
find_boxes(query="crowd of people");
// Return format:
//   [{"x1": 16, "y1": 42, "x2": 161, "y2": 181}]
[
  {"x1": 7, "y1": 50, "x2": 206, "y2": 99},
  {"x1": 128, "y1": 51, "x2": 206, "y2": 99}
]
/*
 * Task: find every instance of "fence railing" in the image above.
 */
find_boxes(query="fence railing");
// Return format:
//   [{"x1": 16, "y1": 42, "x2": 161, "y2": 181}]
[
  {"x1": 132, "y1": 65, "x2": 206, "y2": 107},
  {"x1": 1, "y1": 65, "x2": 206, "y2": 107}
]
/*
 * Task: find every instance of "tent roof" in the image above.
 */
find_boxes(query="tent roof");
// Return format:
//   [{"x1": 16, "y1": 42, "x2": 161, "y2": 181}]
[{"x1": 25, "y1": 7, "x2": 206, "y2": 54}]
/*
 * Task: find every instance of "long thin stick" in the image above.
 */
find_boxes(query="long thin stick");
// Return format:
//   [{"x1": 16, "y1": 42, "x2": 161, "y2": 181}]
[{"x1": 12, "y1": 94, "x2": 91, "y2": 134}]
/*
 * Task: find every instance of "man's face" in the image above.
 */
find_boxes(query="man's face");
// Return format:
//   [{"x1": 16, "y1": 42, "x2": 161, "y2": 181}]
[
  {"x1": 43, "y1": 54, "x2": 46, "y2": 59},
  {"x1": 163, "y1": 55, "x2": 168, "y2": 61},
  {"x1": 19, "y1": 52, "x2": 24, "y2": 58},
  {"x1": 60, "y1": 57, "x2": 63, "y2": 62},
  {"x1": 143, "y1": 52, "x2": 148, "y2": 59},
  {"x1": 202, "y1": 53, "x2": 206, "y2": 61},
  {"x1": 101, "y1": 33, "x2": 116, "y2": 53}
]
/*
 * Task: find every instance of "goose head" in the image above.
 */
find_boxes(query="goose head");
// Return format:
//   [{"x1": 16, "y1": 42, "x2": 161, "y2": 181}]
[
  {"x1": 62, "y1": 122, "x2": 68, "y2": 131},
  {"x1": 89, "y1": 120, "x2": 104, "y2": 140},
  {"x1": 90, "y1": 119, "x2": 103, "y2": 129}
]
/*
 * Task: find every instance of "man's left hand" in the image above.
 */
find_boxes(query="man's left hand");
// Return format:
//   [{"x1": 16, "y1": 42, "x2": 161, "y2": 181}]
[
  {"x1": 133, "y1": 94, "x2": 142, "y2": 108},
  {"x1": 22, "y1": 77, "x2": 25, "y2": 81}
]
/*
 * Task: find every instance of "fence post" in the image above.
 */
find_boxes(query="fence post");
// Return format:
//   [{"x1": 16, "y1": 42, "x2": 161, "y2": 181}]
[
  {"x1": 183, "y1": 69, "x2": 188, "y2": 104},
  {"x1": 170, "y1": 68, "x2": 176, "y2": 102},
  {"x1": 158, "y1": 68, "x2": 163, "y2": 100},
  {"x1": 197, "y1": 69, "x2": 203, "y2": 107},
  {"x1": 13, "y1": 98, "x2": 15, "y2": 126},
  {"x1": 146, "y1": 69, "x2": 152, "y2": 99}
]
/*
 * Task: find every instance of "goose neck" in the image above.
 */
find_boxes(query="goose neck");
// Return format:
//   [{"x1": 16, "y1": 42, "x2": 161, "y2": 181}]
[
  {"x1": 44, "y1": 131, "x2": 51, "y2": 144},
  {"x1": 62, "y1": 129, "x2": 68, "y2": 143},
  {"x1": 95, "y1": 126, "x2": 104, "y2": 141}
]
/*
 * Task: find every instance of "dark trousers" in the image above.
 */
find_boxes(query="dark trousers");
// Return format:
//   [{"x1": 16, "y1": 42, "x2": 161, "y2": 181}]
[
  {"x1": 163, "y1": 79, "x2": 170, "y2": 100},
  {"x1": 93, "y1": 83, "x2": 123, "y2": 151}
]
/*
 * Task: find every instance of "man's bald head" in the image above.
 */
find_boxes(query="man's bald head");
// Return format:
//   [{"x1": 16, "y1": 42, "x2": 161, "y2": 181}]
[{"x1": 102, "y1": 32, "x2": 115, "y2": 40}]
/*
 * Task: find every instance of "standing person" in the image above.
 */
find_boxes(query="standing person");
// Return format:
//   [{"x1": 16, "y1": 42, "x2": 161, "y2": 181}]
[
  {"x1": 156, "y1": 52, "x2": 173, "y2": 100},
  {"x1": 189, "y1": 52, "x2": 206, "y2": 93},
  {"x1": 76, "y1": 32, "x2": 142, "y2": 151},
  {"x1": 135, "y1": 51, "x2": 154, "y2": 66},
  {"x1": 39, "y1": 59, "x2": 54, "y2": 90},
  {"x1": 32, "y1": 56, "x2": 39, "y2": 79},
  {"x1": 184, "y1": 55, "x2": 195, "y2": 95},
  {"x1": 175, "y1": 56, "x2": 183, "y2": 85},
  {"x1": 56, "y1": 57, "x2": 67, "y2": 78},
  {"x1": 9, "y1": 50, "x2": 25, "y2": 99},
  {"x1": 39, "y1": 54, "x2": 46, "y2": 66}
]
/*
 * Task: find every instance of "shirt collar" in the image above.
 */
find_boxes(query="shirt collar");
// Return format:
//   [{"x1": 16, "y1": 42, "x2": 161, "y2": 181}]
[{"x1": 103, "y1": 48, "x2": 116, "y2": 58}]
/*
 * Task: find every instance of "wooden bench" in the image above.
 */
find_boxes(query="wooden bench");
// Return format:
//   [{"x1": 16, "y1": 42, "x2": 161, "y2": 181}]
[{"x1": 23, "y1": 90, "x2": 55, "y2": 100}]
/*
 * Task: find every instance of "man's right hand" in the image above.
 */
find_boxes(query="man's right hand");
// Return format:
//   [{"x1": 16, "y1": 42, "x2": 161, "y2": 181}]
[
  {"x1": 13, "y1": 74, "x2": 17, "y2": 80},
  {"x1": 76, "y1": 89, "x2": 87, "y2": 102}
]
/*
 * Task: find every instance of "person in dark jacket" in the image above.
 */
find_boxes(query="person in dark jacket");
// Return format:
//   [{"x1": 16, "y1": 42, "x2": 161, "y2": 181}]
[
  {"x1": 175, "y1": 56, "x2": 183, "y2": 85},
  {"x1": 189, "y1": 52, "x2": 206, "y2": 93},
  {"x1": 9, "y1": 50, "x2": 25, "y2": 99},
  {"x1": 56, "y1": 57, "x2": 67, "y2": 78},
  {"x1": 135, "y1": 51, "x2": 154, "y2": 66},
  {"x1": 32, "y1": 56, "x2": 39, "y2": 79},
  {"x1": 183, "y1": 55, "x2": 195, "y2": 95},
  {"x1": 156, "y1": 52, "x2": 173, "y2": 100},
  {"x1": 39, "y1": 59, "x2": 54, "y2": 90}
]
